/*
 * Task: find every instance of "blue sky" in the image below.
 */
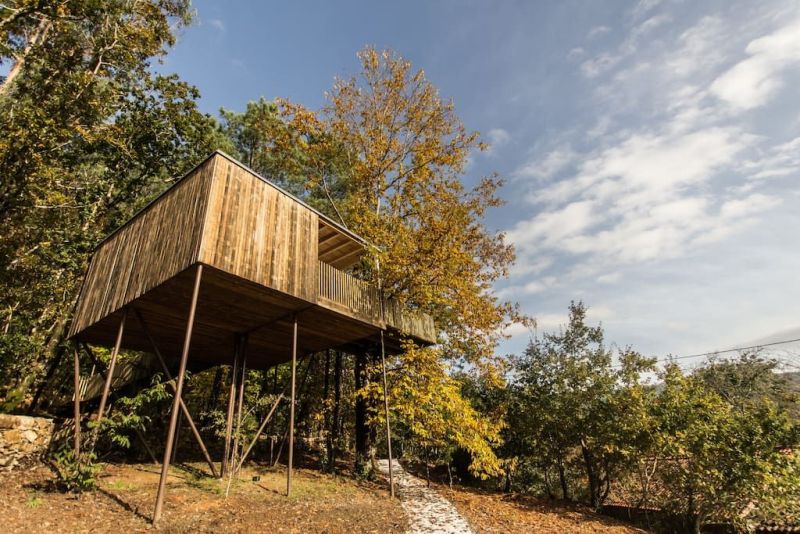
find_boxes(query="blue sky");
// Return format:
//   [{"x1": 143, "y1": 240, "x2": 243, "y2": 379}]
[{"x1": 163, "y1": 0, "x2": 800, "y2": 367}]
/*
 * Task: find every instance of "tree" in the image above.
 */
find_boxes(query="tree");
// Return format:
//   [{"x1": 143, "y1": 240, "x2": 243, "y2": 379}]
[
  {"x1": 0, "y1": 0, "x2": 225, "y2": 409},
  {"x1": 510, "y1": 302, "x2": 655, "y2": 508},
  {"x1": 652, "y1": 363, "x2": 798, "y2": 532},
  {"x1": 695, "y1": 351, "x2": 799, "y2": 419},
  {"x1": 219, "y1": 48, "x2": 525, "y2": 475},
  {"x1": 365, "y1": 343, "x2": 504, "y2": 479}
]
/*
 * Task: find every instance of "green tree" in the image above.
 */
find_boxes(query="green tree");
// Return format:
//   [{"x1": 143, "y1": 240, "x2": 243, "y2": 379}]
[
  {"x1": 510, "y1": 301, "x2": 655, "y2": 508},
  {"x1": 0, "y1": 0, "x2": 225, "y2": 409},
  {"x1": 653, "y1": 363, "x2": 798, "y2": 532}
]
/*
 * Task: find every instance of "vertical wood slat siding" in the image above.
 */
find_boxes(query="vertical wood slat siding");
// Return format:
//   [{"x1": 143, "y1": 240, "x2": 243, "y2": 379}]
[
  {"x1": 70, "y1": 151, "x2": 435, "y2": 344},
  {"x1": 69, "y1": 158, "x2": 216, "y2": 337},
  {"x1": 199, "y1": 157, "x2": 319, "y2": 302}
]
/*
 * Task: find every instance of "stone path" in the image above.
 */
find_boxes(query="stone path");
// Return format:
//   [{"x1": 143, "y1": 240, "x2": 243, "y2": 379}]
[{"x1": 377, "y1": 459, "x2": 472, "y2": 534}]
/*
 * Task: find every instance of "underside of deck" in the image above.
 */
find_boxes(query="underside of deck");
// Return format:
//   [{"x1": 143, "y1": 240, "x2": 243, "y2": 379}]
[{"x1": 72, "y1": 263, "x2": 414, "y2": 370}]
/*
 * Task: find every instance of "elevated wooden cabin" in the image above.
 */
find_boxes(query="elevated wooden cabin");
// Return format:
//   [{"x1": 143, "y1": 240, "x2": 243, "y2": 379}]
[
  {"x1": 68, "y1": 151, "x2": 435, "y2": 369},
  {"x1": 67, "y1": 151, "x2": 428, "y2": 520}
]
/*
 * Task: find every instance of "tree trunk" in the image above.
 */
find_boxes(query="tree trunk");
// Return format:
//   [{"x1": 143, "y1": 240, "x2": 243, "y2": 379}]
[
  {"x1": 206, "y1": 366, "x2": 223, "y2": 412},
  {"x1": 581, "y1": 440, "x2": 599, "y2": 509},
  {"x1": 448, "y1": 462, "x2": 453, "y2": 489},
  {"x1": 27, "y1": 345, "x2": 66, "y2": 414},
  {"x1": 354, "y1": 350, "x2": 369, "y2": 475},
  {"x1": 557, "y1": 455, "x2": 569, "y2": 501},
  {"x1": 0, "y1": 18, "x2": 52, "y2": 96},
  {"x1": 544, "y1": 467, "x2": 554, "y2": 499},
  {"x1": 328, "y1": 351, "x2": 342, "y2": 471}
]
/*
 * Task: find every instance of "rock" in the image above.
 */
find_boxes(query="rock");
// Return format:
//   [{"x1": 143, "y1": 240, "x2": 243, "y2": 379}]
[{"x1": 0, "y1": 414, "x2": 54, "y2": 471}]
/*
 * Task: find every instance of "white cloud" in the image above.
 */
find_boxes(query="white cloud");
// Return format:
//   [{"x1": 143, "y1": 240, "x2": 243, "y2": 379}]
[
  {"x1": 514, "y1": 146, "x2": 576, "y2": 181},
  {"x1": 533, "y1": 305, "x2": 615, "y2": 333},
  {"x1": 209, "y1": 18, "x2": 226, "y2": 32},
  {"x1": 711, "y1": 18, "x2": 800, "y2": 109},
  {"x1": 743, "y1": 136, "x2": 800, "y2": 180},
  {"x1": 587, "y1": 25, "x2": 611, "y2": 40},
  {"x1": 567, "y1": 47, "x2": 586, "y2": 61},
  {"x1": 631, "y1": 0, "x2": 664, "y2": 20},
  {"x1": 485, "y1": 128, "x2": 511, "y2": 156},
  {"x1": 507, "y1": 200, "x2": 597, "y2": 252},
  {"x1": 580, "y1": 13, "x2": 671, "y2": 79},
  {"x1": 496, "y1": 1, "x2": 800, "y2": 359},
  {"x1": 597, "y1": 272, "x2": 621, "y2": 284},
  {"x1": 536, "y1": 127, "x2": 749, "y2": 206},
  {"x1": 581, "y1": 53, "x2": 622, "y2": 78}
]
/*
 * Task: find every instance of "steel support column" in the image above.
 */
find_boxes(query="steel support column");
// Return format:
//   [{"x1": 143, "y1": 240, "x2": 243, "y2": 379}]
[
  {"x1": 72, "y1": 346, "x2": 81, "y2": 458},
  {"x1": 134, "y1": 309, "x2": 218, "y2": 477},
  {"x1": 230, "y1": 333, "x2": 248, "y2": 475},
  {"x1": 221, "y1": 338, "x2": 241, "y2": 478},
  {"x1": 94, "y1": 308, "x2": 127, "y2": 434},
  {"x1": 153, "y1": 264, "x2": 203, "y2": 523},
  {"x1": 287, "y1": 314, "x2": 298, "y2": 496}
]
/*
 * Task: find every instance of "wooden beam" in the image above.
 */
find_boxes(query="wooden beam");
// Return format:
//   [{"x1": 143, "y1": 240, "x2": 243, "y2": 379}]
[{"x1": 153, "y1": 264, "x2": 203, "y2": 524}]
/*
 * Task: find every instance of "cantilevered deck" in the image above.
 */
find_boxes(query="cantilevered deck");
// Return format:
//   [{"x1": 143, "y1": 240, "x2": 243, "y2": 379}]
[{"x1": 68, "y1": 151, "x2": 435, "y2": 368}]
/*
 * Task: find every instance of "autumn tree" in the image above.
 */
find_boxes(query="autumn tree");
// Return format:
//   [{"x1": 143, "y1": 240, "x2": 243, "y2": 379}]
[{"x1": 219, "y1": 48, "x2": 524, "y2": 475}]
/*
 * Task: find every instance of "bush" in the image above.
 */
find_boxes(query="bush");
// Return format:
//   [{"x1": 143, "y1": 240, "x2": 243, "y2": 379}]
[{"x1": 51, "y1": 446, "x2": 100, "y2": 492}]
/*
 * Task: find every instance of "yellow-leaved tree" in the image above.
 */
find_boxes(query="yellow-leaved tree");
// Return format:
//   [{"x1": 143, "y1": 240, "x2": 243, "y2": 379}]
[{"x1": 220, "y1": 47, "x2": 529, "y2": 476}]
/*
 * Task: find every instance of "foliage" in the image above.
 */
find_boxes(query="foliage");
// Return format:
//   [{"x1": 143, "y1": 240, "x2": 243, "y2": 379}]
[
  {"x1": 508, "y1": 301, "x2": 655, "y2": 508},
  {"x1": 95, "y1": 373, "x2": 171, "y2": 449},
  {"x1": 217, "y1": 47, "x2": 525, "y2": 477},
  {"x1": 365, "y1": 343, "x2": 504, "y2": 478},
  {"x1": 507, "y1": 305, "x2": 799, "y2": 530},
  {"x1": 51, "y1": 446, "x2": 100, "y2": 492},
  {"x1": 652, "y1": 362, "x2": 798, "y2": 531},
  {"x1": 0, "y1": 0, "x2": 225, "y2": 409}
]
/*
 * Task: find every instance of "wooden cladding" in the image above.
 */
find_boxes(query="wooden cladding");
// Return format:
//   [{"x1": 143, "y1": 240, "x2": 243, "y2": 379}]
[
  {"x1": 70, "y1": 151, "x2": 436, "y2": 346},
  {"x1": 200, "y1": 157, "x2": 319, "y2": 302},
  {"x1": 317, "y1": 260, "x2": 436, "y2": 343},
  {"x1": 318, "y1": 220, "x2": 364, "y2": 269},
  {"x1": 383, "y1": 298, "x2": 437, "y2": 345},
  {"x1": 70, "y1": 157, "x2": 215, "y2": 337}
]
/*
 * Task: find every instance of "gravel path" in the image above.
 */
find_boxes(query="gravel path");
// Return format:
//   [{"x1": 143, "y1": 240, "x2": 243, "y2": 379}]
[{"x1": 377, "y1": 459, "x2": 473, "y2": 534}]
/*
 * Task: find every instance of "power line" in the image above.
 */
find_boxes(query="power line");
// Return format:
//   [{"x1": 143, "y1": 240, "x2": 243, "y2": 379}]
[{"x1": 612, "y1": 337, "x2": 800, "y2": 368}]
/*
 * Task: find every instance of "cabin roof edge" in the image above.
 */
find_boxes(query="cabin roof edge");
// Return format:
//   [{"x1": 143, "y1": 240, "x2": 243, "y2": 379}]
[
  {"x1": 92, "y1": 150, "x2": 369, "y2": 254},
  {"x1": 211, "y1": 150, "x2": 368, "y2": 249}
]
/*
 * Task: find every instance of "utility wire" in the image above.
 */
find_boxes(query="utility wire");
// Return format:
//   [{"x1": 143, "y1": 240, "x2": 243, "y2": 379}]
[{"x1": 612, "y1": 337, "x2": 800, "y2": 368}]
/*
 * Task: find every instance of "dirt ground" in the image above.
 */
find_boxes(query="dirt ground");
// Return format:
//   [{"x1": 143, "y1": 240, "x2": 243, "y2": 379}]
[
  {"x1": 437, "y1": 484, "x2": 647, "y2": 534},
  {"x1": 0, "y1": 461, "x2": 406, "y2": 533},
  {"x1": 1, "y1": 460, "x2": 648, "y2": 533}
]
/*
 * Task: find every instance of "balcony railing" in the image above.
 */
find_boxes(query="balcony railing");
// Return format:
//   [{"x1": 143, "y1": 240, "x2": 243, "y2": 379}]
[
  {"x1": 317, "y1": 261, "x2": 436, "y2": 343},
  {"x1": 318, "y1": 261, "x2": 382, "y2": 324}
]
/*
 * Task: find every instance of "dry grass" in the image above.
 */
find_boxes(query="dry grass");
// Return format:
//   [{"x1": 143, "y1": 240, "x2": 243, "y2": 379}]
[
  {"x1": 0, "y1": 462, "x2": 406, "y2": 533},
  {"x1": 436, "y1": 483, "x2": 647, "y2": 534}
]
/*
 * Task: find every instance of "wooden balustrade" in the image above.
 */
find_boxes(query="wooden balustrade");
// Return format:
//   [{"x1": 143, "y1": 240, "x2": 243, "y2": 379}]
[
  {"x1": 318, "y1": 261, "x2": 382, "y2": 324},
  {"x1": 317, "y1": 261, "x2": 436, "y2": 343}
]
